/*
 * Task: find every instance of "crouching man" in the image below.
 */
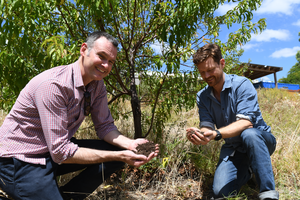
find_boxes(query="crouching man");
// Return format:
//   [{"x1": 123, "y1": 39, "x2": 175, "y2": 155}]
[
  {"x1": 186, "y1": 44, "x2": 278, "y2": 200},
  {"x1": 0, "y1": 31, "x2": 158, "y2": 200}
]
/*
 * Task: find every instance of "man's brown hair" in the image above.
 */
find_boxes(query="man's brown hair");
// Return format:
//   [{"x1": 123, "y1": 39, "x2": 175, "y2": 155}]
[{"x1": 193, "y1": 44, "x2": 222, "y2": 65}]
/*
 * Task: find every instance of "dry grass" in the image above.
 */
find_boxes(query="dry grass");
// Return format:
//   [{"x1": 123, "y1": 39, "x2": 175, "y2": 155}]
[
  {"x1": 0, "y1": 110, "x2": 6, "y2": 125},
  {"x1": 102, "y1": 88, "x2": 300, "y2": 200},
  {"x1": 0, "y1": 88, "x2": 300, "y2": 200},
  {"x1": 258, "y1": 89, "x2": 300, "y2": 199}
]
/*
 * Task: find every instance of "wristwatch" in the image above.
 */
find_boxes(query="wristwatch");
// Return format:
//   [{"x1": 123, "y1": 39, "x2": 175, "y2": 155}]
[{"x1": 214, "y1": 130, "x2": 222, "y2": 141}]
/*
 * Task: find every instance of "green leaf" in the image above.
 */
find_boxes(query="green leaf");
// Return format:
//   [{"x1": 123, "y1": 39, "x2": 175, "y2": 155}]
[{"x1": 0, "y1": 0, "x2": 267, "y2": 140}]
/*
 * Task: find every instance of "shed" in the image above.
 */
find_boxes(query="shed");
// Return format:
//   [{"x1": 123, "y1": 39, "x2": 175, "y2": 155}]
[{"x1": 242, "y1": 63, "x2": 283, "y2": 88}]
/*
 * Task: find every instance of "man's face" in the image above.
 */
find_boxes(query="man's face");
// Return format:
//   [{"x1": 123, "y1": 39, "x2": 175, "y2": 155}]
[
  {"x1": 196, "y1": 57, "x2": 225, "y2": 88},
  {"x1": 80, "y1": 37, "x2": 117, "y2": 85}
]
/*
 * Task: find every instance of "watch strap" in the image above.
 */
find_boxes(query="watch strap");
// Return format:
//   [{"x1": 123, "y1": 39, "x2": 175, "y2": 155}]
[{"x1": 214, "y1": 129, "x2": 222, "y2": 141}]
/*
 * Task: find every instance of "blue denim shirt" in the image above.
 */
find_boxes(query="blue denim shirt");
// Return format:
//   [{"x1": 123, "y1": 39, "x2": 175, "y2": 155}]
[{"x1": 197, "y1": 73, "x2": 271, "y2": 151}]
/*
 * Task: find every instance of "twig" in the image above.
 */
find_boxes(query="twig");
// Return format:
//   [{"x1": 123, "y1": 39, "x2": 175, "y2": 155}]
[{"x1": 102, "y1": 163, "x2": 106, "y2": 200}]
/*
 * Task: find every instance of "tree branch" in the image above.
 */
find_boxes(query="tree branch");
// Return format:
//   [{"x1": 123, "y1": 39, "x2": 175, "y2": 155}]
[
  {"x1": 57, "y1": 5, "x2": 75, "y2": 38},
  {"x1": 62, "y1": 4, "x2": 87, "y2": 38},
  {"x1": 108, "y1": 92, "x2": 128, "y2": 105},
  {"x1": 145, "y1": 70, "x2": 169, "y2": 138}
]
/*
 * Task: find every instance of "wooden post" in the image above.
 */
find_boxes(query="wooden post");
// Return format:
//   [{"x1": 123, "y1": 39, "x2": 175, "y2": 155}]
[{"x1": 274, "y1": 72, "x2": 278, "y2": 88}]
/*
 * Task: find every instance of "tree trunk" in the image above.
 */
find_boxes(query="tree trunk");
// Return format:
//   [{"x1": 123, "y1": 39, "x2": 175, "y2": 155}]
[
  {"x1": 131, "y1": 84, "x2": 143, "y2": 139},
  {"x1": 129, "y1": 62, "x2": 143, "y2": 139}
]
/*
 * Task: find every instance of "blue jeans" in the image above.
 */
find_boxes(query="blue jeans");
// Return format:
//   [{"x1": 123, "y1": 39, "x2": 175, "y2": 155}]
[
  {"x1": 212, "y1": 128, "x2": 279, "y2": 199},
  {"x1": 0, "y1": 139, "x2": 125, "y2": 200}
]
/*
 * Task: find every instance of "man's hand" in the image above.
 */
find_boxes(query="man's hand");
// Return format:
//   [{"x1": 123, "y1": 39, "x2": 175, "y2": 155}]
[
  {"x1": 203, "y1": 130, "x2": 217, "y2": 141},
  {"x1": 119, "y1": 150, "x2": 157, "y2": 168},
  {"x1": 126, "y1": 138, "x2": 159, "y2": 168},
  {"x1": 127, "y1": 138, "x2": 148, "y2": 151},
  {"x1": 186, "y1": 127, "x2": 211, "y2": 145}
]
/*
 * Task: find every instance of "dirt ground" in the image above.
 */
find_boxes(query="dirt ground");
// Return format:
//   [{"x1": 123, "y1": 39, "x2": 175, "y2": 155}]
[
  {"x1": 84, "y1": 163, "x2": 259, "y2": 200},
  {"x1": 0, "y1": 164, "x2": 258, "y2": 200}
]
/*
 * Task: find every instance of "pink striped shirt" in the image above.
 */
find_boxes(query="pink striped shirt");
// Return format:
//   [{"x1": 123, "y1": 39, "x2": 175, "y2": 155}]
[{"x1": 0, "y1": 61, "x2": 118, "y2": 165}]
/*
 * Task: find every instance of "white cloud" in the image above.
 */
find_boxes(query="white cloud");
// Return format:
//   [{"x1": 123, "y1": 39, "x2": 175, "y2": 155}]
[
  {"x1": 217, "y1": 0, "x2": 300, "y2": 16},
  {"x1": 251, "y1": 29, "x2": 290, "y2": 42},
  {"x1": 270, "y1": 46, "x2": 300, "y2": 58},
  {"x1": 150, "y1": 40, "x2": 170, "y2": 55},
  {"x1": 241, "y1": 43, "x2": 260, "y2": 51},
  {"x1": 292, "y1": 19, "x2": 300, "y2": 27},
  {"x1": 150, "y1": 42, "x2": 162, "y2": 54},
  {"x1": 216, "y1": 2, "x2": 238, "y2": 15},
  {"x1": 257, "y1": 0, "x2": 300, "y2": 15}
]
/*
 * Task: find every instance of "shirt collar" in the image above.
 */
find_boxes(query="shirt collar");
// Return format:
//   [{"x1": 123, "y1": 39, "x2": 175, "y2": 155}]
[
  {"x1": 73, "y1": 60, "x2": 85, "y2": 89},
  {"x1": 72, "y1": 60, "x2": 98, "y2": 91},
  {"x1": 222, "y1": 73, "x2": 232, "y2": 91}
]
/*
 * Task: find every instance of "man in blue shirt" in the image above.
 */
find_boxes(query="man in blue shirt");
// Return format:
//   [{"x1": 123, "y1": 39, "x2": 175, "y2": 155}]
[{"x1": 186, "y1": 44, "x2": 279, "y2": 200}]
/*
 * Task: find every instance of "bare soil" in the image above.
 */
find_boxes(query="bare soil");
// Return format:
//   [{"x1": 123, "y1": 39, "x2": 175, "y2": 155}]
[
  {"x1": 93, "y1": 163, "x2": 213, "y2": 200},
  {"x1": 134, "y1": 141, "x2": 156, "y2": 157}
]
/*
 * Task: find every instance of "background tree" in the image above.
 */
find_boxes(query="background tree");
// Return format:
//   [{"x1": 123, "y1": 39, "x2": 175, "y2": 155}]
[
  {"x1": 278, "y1": 51, "x2": 300, "y2": 84},
  {"x1": 279, "y1": 33, "x2": 300, "y2": 84},
  {"x1": 0, "y1": 0, "x2": 266, "y2": 140}
]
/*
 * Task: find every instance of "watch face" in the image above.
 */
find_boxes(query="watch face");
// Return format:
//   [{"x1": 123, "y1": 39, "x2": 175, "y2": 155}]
[{"x1": 215, "y1": 131, "x2": 222, "y2": 141}]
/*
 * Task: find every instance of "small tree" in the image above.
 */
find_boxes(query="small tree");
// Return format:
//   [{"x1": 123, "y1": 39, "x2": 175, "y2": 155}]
[
  {"x1": 279, "y1": 32, "x2": 300, "y2": 85},
  {"x1": 279, "y1": 51, "x2": 300, "y2": 84},
  {"x1": 0, "y1": 0, "x2": 266, "y2": 140}
]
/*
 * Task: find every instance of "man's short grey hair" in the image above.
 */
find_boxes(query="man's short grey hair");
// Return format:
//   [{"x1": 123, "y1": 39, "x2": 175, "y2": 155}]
[{"x1": 85, "y1": 31, "x2": 118, "y2": 51}]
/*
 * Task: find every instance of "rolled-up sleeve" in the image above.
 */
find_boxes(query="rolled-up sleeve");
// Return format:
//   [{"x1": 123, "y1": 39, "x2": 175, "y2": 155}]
[
  {"x1": 90, "y1": 81, "x2": 118, "y2": 139},
  {"x1": 35, "y1": 80, "x2": 78, "y2": 163},
  {"x1": 235, "y1": 79, "x2": 260, "y2": 125},
  {"x1": 197, "y1": 90, "x2": 215, "y2": 130}
]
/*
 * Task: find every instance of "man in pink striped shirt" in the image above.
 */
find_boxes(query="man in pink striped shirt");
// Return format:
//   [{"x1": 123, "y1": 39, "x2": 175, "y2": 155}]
[{"x1": 0, "y1": 31, "x2": 158, "y2": 200}]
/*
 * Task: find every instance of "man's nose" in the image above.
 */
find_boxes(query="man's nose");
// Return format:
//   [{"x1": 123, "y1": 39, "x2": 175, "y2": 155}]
[
  {"x1": 204, "y1": 71, "x2": 210, "y2": 78},
  {"x1": 101, "y1": 59, "x2": 109, "y2": 68}
]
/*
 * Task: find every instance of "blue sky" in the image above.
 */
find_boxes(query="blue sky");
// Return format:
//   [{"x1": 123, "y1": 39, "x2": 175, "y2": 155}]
[{"x1": 216, "y1": 0, "x2": 300, "y2": 82}]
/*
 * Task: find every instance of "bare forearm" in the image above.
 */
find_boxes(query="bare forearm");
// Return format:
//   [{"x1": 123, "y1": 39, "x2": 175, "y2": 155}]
[
  {"x1": 62, "y1": 130, "x2": 158, "y2": 166},
  {"x1": 103, "y1": 130, "x2": 134, "y2": 150},
  {"x1": 62, "y1": 130, "x2": 132, "y2": 164},
  {"x1": 187, "y1": 119, "x2": 253, "y2": 145},
  {"x1": 61, "y1": 147, "x2": 123, "y2": 164},
  {"x1": 61, "y1": 146, "x2": 157, "y2": 167},
  {"x1": 217, "y1": 119, "x2": 253, "y2": 139}
]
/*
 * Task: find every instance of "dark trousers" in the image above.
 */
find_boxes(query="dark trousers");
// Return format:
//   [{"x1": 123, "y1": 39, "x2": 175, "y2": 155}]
[{"x1": 0, "y1": 139, "x2": 125, "y2": 200}]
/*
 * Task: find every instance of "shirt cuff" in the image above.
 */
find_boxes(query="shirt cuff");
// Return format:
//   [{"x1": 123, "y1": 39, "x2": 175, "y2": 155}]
[
  {"x1": 236, "y1": 114, "x2": 251, "y2": 122},
  {"x1": 200, "y1": 121, "x2": 215, "y2": 130}
]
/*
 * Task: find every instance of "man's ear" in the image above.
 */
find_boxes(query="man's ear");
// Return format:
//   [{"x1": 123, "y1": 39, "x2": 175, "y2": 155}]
[
  {"x1": 80, "y1": 43, "x2": 88, "y2": 57},
  {"x1": 220, "y1": 58, "x2": 225, "y2": 69}
]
